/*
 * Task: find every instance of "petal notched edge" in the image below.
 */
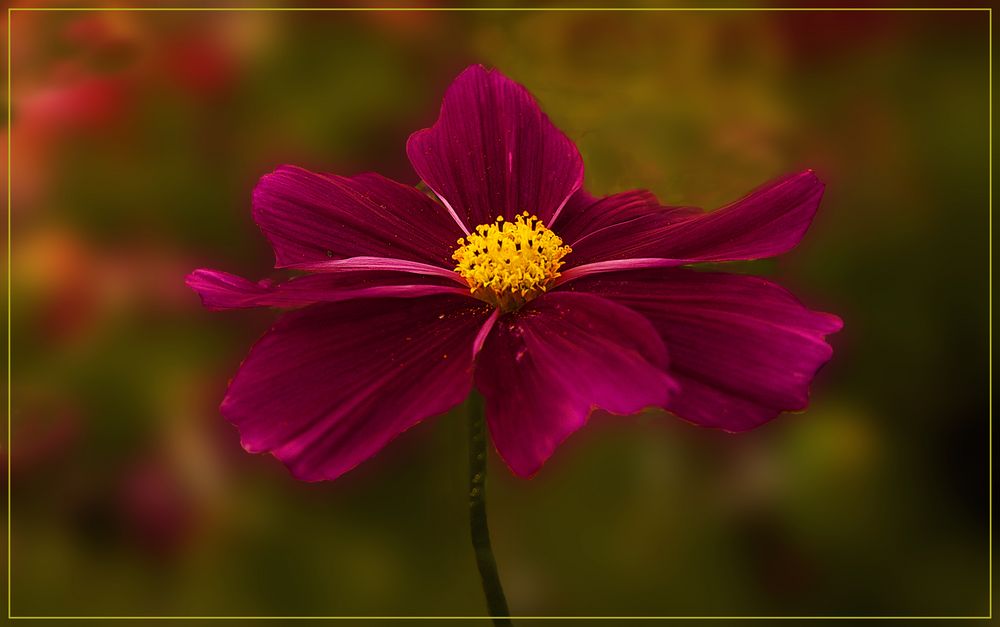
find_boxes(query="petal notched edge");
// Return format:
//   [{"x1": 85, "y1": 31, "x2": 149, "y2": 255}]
[{"x1": 406, "y1": 65, "x2": 584, "y2": 231}]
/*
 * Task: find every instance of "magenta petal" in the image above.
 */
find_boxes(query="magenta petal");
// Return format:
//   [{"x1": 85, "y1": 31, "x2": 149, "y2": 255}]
[
  {"x1": 552, "y1": 188, "x2": 697, "y2": 249},
  {"x1": 223, "y1": 295, "x2": 495, "y2": 481},
  {"x1": 650, "y1": 170, "x2": 825, "y2": 262},
  {"x1": 406, "y1": 65, "x2": 584, "y2": 232},
  {"x1": 186, "y1": 268, "x2": 468, "y2": 311},
  {"x1": 570, "y1": 269, "x2": 842, "y2": 431},
  {"x1": 475, "y1": 292, "x2": 677, "y2": 477},
  {"x1": 286, "y1": 256, "x2": 464, "y2": 283},
  {"x1": 556, "y1": 170, "x2": 825, "y2": 272},
  {"x1": 252, "y1": 166, "x2": 464, "y2": 268}
]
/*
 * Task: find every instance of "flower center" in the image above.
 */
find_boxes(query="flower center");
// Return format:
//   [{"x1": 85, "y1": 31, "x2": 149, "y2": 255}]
[{"x1": 453, "y1": 212, "x2": 571, "y2": 312}]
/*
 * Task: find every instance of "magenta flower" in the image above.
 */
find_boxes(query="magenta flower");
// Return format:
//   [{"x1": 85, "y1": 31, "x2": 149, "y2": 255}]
[{"x1": 188, "y1": 65, "x2": 842, "y2": 483}]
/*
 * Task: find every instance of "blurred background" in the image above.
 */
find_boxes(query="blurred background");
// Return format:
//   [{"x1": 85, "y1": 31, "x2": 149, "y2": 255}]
[{"x1": 1, "y1": 3, "x2": 990, "y2": 618}]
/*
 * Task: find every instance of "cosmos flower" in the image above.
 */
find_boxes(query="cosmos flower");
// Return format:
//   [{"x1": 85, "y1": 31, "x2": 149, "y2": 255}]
[{"x1": 187, "y1": 65, "x2": 842, "y2": 481}]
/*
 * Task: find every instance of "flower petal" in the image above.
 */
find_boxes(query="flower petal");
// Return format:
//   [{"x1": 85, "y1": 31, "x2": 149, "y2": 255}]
[
  {"x1": 286, "y1": 256, "x2": 464, "y2": 282},
  {"x1": 406, "y1": 65, "x2": 584, "y2": 232},
  {"x1": 552, "y1": 188, "x2": 697, "y2": 249},
  {"x1": 569, "y1": 268, "x2": 842, "y2": 431},
  {"x1": 555, "y1": 170, "x2": 825, "y2": 276},
  {"x1": 475, "y1": 292, "x2": 677, "y2": 477},
  {"x1": 186, "y1": 268, "x2": 468, "y2": 311},
  {"x1": 222, "y1": 295, "x2": 495, "y2": 481},
  {"x1": 252, "y1": 166, "x2": 464, "y2": 268}
]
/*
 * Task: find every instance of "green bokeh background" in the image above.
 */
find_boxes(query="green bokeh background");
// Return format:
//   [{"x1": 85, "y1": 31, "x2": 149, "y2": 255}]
[{"x1": 3, "y1": 6, "x2": 989, "y2": 617}]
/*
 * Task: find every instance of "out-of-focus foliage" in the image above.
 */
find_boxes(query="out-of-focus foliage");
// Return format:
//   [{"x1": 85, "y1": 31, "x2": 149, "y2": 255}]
[{"x1": 2, "y1": 7, "x2": 989, "y2": 617}]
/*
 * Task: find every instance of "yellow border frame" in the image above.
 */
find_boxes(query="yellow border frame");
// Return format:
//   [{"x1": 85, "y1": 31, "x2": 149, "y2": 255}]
[{"x1": 4, "y1": 4, "x2": 993, "y2": 622}]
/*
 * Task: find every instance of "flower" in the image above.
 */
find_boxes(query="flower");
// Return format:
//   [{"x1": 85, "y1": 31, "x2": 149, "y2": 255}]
[{"x1": 187, "y1": 65, "x2": 842, "y2": 481}]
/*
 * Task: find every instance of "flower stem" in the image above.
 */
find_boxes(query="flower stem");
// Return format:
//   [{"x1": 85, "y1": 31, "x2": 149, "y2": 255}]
[{"x1": 467, "y1": 392, "x2": 512, "y2": 626}]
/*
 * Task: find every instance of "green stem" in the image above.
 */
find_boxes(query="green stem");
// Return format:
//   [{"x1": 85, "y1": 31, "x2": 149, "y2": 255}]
[{"x1": 467, "y1": 392, "x2": 512, "y2": 626}]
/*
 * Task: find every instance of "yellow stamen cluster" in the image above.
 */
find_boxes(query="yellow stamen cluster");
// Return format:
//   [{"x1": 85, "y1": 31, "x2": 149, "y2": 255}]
[{"x1": 453, "y1": 213, "x2": 571, "y2": 312}]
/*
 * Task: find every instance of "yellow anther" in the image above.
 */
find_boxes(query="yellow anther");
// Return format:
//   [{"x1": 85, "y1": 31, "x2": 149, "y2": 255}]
[{"x1": 453, "y1": 214, "x2": 571, "y2": 312}]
